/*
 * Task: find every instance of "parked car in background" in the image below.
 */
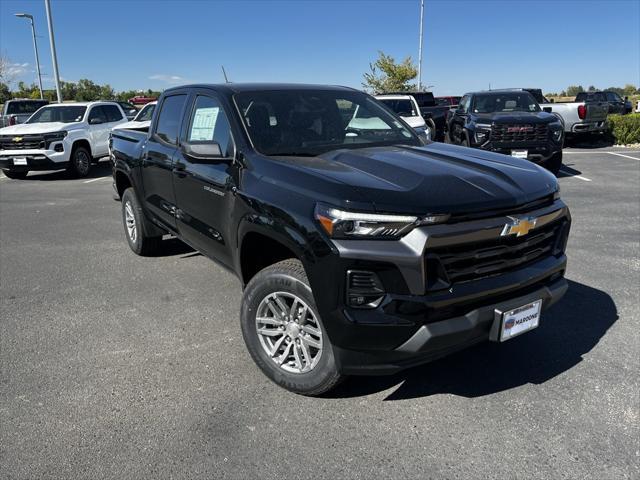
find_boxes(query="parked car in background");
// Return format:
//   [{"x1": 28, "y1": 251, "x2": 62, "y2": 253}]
[
  {"x1": 115, "y1": 101, "x2": 138, "y2": 120},
  {"x1": 111, "y1": 83, "x2": 569, "y2": 395},
  {"x1": 375, "y1": 94, "x2": 433, "y2": 141},
  {"x1": 128, "y1": 95, "x2": 157, "y2": 105},
  {"x1": 636, "y1": 100, "x2": 640, "y2": 113},
  {"x1": 446, "y1": 90, "x2": 564, "y2": 174},
  {"x1": 112, "y1": 101, "x2": 156, "y2": 132},
  {"x1": 0, "y1": 99, "x2": 49, "y2": 127},
  {"x1": 436, "y1": 96, "x2": 461, "y2": 107},
  {"x1": 576, "y1": 91, "x2": 627, "y2": 115},
  {"x1": 0, "y1": 101, "x2": 127, "y2": 179},
  {"x1": 383, "y1": 91, "x2": 449, "y2": 140},
  {"x1": 519, "y1": 88, "x2": 609, "y2": 135}
]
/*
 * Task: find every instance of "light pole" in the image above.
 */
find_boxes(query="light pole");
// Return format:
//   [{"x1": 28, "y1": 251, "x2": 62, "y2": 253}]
[
  {"x1": 44, "y1": 0, "x2": 62, "y2": 103},
  {"x1": 417, "y1": 0, "x2": 424, "y2": 91},
  {"x1": 14, "y1": 13, "x2": 44, "y2": 99}
]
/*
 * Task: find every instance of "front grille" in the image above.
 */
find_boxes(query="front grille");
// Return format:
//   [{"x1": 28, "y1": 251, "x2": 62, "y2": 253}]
[
  {"x1": 0, "y1": 135, "x2": 45, "y2": 150},
  {"x1": 426, "y1": 219, "x2": 565, "y2": 285},
  {"x1": 491, "y1": 123, "x2": 548, "y2": 143}
]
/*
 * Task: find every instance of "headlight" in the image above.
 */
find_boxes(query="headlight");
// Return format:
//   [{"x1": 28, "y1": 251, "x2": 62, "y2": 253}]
[
  {"x1": 474, "y1": 123, "x2": 491, "y2": 143},
  {"x1": 414, "y1": 126, "x2": 431, "y2": 142},
  {"x1": 44, "y1": 130, "x2": 68, "y2": 147},
  {"x1": 315, "y1": 204, "x2": 449, "y2": 239},
  {"x1": 550, "y1": 124, "x2": 563, "y2": 142},
  {"x1": 553, "y1": 184, "x2": 561, "y2": 200}
]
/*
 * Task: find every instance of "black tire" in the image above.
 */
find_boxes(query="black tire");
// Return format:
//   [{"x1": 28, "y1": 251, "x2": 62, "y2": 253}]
[
  {"x1": 461, "y1": 136, "x2": 469, "y2": 147},
  {"x1": 67, "y1": 145, "x2": 92, "y2": 178},
  {"x1": 2, "y1": 170, "x2": 28, "y2": 179},
  {"x1": 545, "y1": 151, "x2": 563, "y2": 176},
  {"x1": 240, "y1": 259, "x2": 345, "y2": 396},
  {"x1": 121, "y1": 187, "x2": 162, "y2": 256}
]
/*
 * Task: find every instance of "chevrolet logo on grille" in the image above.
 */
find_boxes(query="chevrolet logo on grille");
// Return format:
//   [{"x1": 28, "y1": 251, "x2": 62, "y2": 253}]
[
  {"x1": 12, "y1": 137, "x2": 23, "y2": 142},
  {"x1": 501, "y1": 216, "x2": 537, "y2": 237}
]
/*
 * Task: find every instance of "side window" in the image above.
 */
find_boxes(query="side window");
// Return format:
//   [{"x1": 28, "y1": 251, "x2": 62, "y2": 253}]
[
  {"x1": 104, "y1": 105, "x2": 124, "y2": 122},
  {"x1": 88, "y1": 106, "x2": 107, "y2": 123},
  {"x1": 155, "y1": 94, "x2": 187, "y2": 145},
  {"x1": 458, "y1": 95, "x2": 470, "y2": 113},
  {"x1": 187, "y1": 95, "x2": 233, "y2": 157},
  {"x1": 607, "y1": 92, "x2": 620, "y2": 102}
]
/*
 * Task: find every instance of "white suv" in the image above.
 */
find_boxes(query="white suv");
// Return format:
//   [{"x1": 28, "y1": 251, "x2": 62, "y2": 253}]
[
  {"x1": 0, "y1": 101, "x2": 127, "y2": 179},
  {"x1": 375, "y1": 94, "x2": 433, "y2": 141}
]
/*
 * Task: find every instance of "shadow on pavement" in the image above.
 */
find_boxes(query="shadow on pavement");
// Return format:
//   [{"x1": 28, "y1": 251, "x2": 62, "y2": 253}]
[
  {"x1": 330, "y1": 280, "x2": 617, "y2": 400},
  {"x1": 565, "y1": 133, "x2": 613, "y2": 149},
  {"x1": 558, "y1": 163, "x2": 584, "y2": 178},
  {"x1": 23, "y1": 161, "x2": 112, "y2": 181}
]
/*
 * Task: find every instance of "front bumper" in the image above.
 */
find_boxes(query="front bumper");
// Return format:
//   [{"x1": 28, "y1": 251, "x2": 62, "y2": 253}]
[
  {"x1": 570, "y1": 121, "x2": 606, "y2": 133},
  {"x1": 0, "y1": 148, "x2": 70, "y2": 171},
  {"x1": 476, "y1": 140, "x2": 561, "y2": 163},
  {"x1": 310, "y1": 201, "x2": 571, "y2": 375}
]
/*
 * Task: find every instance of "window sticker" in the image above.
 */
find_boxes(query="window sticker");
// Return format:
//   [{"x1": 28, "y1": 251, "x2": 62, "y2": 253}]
[{"x1": 190, "y1": 107, "x2": 219, "y2": 141}]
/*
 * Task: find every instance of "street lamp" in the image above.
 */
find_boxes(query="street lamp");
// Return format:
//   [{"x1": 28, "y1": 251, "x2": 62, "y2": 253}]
[
  {"x1": 44, "y1": 0, "x2": 63, "y2": 103},
  {"x1": 14, "y1": 13, "x2": 44, "y2": 99}
]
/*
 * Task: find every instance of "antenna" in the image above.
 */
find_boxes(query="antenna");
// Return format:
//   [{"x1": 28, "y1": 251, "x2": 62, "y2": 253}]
[{"x1": 221, "y1": 65, "x2": 230, "y2": 83}]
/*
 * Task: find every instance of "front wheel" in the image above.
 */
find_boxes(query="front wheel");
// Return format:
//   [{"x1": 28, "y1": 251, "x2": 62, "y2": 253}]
[
  {"x1": 240, "y1": 259, "x2": 344, "y2": 396},
  {"x1": 67, "y1": 146, "x2": 92, "y2": 178},
  {"x1": 2, "y1": 170, "x2": 28, "y2": 179},
  {"x1": 545, "y1": 151, "x2": 563, "y2": 176}
]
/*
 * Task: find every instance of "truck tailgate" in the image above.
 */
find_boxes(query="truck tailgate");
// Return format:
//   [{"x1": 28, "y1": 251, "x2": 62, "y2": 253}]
[{"x1": 585, "y1": 102, "x2": 608, "y2": 122}]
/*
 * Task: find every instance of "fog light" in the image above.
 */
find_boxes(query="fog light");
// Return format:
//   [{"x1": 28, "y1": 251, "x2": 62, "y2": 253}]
[
  {"x1": 54, "y1": 143, "x2": 64, "y2": 152},
  {"x1": 346, "y1": 270, "x2": 385, "y2": 309}
]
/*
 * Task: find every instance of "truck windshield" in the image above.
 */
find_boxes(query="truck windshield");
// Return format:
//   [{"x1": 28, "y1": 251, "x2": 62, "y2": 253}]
[
  {"x1": 235, "y1": 90, "x2": 420, "y2": 156},
  {"x1": 472, "y1": 93, "x2": 541, "y2": 113},
  {"x1": 6, "y1": 101, "x2": 48, "y2": 115},
  {"x1": 27, "y1": 106, "x2": 87, "y2": 124},
  {"x1": 377, "y1": 99, "x2": 417, "y2": 117},
  {"x1": 134, "y1": 103, "x2": 155, "y2": 122}
]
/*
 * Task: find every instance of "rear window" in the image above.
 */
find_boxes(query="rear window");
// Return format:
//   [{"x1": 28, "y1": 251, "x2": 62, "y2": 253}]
[
  {"x1": 378, "y1": 98, "x2": 418, "y2": 117},
  {"x1": 6, "y1": 100, "x2": 48, "y2": 115},
  {"x1": 155, "y1": 95, "x2": 187, "y2": 145}
]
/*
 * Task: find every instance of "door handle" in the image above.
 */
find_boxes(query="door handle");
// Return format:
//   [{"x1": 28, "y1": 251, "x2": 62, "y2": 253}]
[{"x1": 172, "y1": 163, "x2": 187, "y2": 178}]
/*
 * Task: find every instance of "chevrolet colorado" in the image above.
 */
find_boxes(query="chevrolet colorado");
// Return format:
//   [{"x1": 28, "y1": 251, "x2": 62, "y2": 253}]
[
  {"x1": 447, "y1": 90, "x2": 565, "y2": 175},
  {"x1": 111, "y1": 84, "x2": 570, "y2": 395}
]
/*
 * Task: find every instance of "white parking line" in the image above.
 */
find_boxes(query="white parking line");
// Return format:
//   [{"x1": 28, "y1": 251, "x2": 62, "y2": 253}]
[
  {"x1": 564, "y1": 150, "x2": 640, "y2": 154},
  {"x1": 559, "y1": 169, "x2": 592, "y2": 182},
  {"x1": 83, "y1": 177, "x2": 109, "y2": 184},
  {"x1": 607, "y1": 152, "x2": 640, "y2": 161}
]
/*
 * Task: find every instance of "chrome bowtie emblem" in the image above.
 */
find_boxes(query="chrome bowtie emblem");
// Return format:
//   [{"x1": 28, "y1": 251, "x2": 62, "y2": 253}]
[{"x1": 501, "y1": 216, "x2": 537, "y2": 237}]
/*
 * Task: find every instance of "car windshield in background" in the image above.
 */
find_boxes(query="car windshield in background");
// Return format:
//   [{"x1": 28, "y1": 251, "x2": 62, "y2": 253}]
[
  {"x1": 134, "y1": 103, "x2": 155, "y2": 122},
  {"x1": 27, "y1": 106, "x2": 87, "y2": 124},
  {"x1": 235, "y1": 90, "x2": 420, "y2": 156},
  {"x1": 377, "y1": 99, "x2": 417, "y2": 117},
  {"x1": 472, "y1": 93, "x2": 540, "y2": 113},
  {"x1": 6, "y1": 101, "x2": 48, "y2": 115}
]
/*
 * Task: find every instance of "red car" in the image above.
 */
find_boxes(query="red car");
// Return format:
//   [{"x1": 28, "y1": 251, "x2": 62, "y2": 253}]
[
  {"x1": 128, "y1": 95, "x2": 157, "y2": 105},
  {"x1": 435, "y1": 96, "x2": 462, "y2": 107}
]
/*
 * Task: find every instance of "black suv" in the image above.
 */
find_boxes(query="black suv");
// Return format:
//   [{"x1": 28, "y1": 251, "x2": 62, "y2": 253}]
[
  {"x1": 447, "y1": 90, "x2": 565, "y2": 175},
  {"x1": 111, "y1": 84, "x2": 570, "y2": 395}
]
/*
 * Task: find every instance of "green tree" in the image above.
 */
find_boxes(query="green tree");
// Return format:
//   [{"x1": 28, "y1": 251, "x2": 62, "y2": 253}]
[
  {"x1": 60, "y1": 81, "x2": 78, "y2": 101},
  {"x1": 0, "y1": 82, "x2": 11, "y2": 103},
  {"x1": 362, "y1": 51, "x2": 418, "y2": 93},
  {"x1": 622, "y1": 84, "x2": 638, "y2": 96},
  {"x1": 566, "y1": 85, "x2": 585, "y2": 96},
  {"x1": 587, "y1": 85, "x2": 596, "y2": 91},
  {"x1": 75, "y1": 79, "x2": 102, "y2": 101}
]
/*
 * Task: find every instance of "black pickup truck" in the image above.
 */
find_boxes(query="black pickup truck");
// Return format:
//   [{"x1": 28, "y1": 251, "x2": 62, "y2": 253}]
[
  {"x1": 111, "y1": 84, "x2": 570, "y2": 395},
  {"x1": 446, "y1": 90, "x2": 565, "y2": 174}
]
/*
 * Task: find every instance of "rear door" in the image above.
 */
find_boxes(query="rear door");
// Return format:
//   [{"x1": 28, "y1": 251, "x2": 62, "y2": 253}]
[
  {"x1": 98, "y1": 104, "x2": 126, "y2": 156},
  {"x1": 87, "y1": 106, "x2": 110, "y2": 156},
  {"x1": 172, "y1": 90, "x2": 239, "y2": 266},
  {"x1": 142, "y1": 92, "x2": 189, "y2": 230}
]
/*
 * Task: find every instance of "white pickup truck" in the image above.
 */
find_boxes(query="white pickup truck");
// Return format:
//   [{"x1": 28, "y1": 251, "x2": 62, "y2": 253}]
[
  {"x1": 0, "y1": 101, "x2": 127, "y2": 179},
  {"x1": 374, "y1": 94, "x2": 434, "y2": 141},
  {"x1": 522, "y1": 88, "x2": 609, "y2": 135}
]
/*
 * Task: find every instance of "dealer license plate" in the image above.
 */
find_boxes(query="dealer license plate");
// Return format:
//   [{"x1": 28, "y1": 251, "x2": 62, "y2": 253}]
[
  {"x1": 13, "y1": 157, "x2": 27, "y2": 166},
  {"x1": 500, "y1": 299, "x2": 542, "y2": 342},
  {"x1": 511, "y1": 150, "x2": 528, "y2": 159}
]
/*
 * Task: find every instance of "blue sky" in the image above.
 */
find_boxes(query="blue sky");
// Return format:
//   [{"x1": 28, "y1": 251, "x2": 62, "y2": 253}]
[{"x1": 1, "y1": 0, "x2": 638, "y2": 95}]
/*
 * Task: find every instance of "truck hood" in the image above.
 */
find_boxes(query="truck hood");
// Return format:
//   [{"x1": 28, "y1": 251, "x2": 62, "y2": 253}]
[
  {"x1": 285, "y1": 143, "x2": 557, "y2": 215},
  {"x1": 472, "y1": 112, "x2": 557, "y2": 124},
  {"x1": 0, "y1": 122, "x2": 72, "y2": 135}
]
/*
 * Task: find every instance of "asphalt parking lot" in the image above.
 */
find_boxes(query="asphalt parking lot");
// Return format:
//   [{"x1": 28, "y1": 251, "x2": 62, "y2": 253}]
[{"x1": 1, "y1": 147, "x2": 638, "y2": 479}]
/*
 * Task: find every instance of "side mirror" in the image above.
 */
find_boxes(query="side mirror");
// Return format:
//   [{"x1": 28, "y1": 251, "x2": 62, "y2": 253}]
[
  {"x1": 181, "y1": 141, "x2": 226, "y2": 161},
  {"x1": 543, "y1": 107, "x2": 552, "y2": 113},
  {"x1": 89, "y1": 118, "x2": 104, "y2": 125},
  {"x1": 550, "y1": 98, "x2": 555, "y2": 103}
]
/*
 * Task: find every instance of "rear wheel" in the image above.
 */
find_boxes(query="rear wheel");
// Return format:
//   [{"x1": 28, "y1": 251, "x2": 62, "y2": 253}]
[
  {"x1": 2, "y1": 170, "x2": 28, "y2": 179},
  {"x1": 121, "y1": 188, "x2": 162, "y2": 256},
  {"x1": 67, "y1": 146, "x2": 92, "y2": 178},
  {"x1": 241, "y1": 259, "x2": 344, "y2": 396}
]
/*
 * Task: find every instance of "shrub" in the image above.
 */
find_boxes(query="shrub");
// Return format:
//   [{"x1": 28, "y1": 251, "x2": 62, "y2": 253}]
[{"x1": 607, "y1": 114, "x2": 640, "y2": 145}]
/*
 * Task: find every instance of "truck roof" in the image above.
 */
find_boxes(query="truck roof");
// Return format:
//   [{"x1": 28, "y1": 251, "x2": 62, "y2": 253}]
[
  {"x1": 43, "y1": 101, "x2": 121, "y2": 107},
  {"x1": 163, "y1": 83, "x2": 358, "y2": 95}
]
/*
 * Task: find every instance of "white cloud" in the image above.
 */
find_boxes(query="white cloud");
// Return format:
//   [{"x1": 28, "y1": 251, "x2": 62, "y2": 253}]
[
  {"x1": 7, "y1": 62, "x2": 30, "y2": 77},
  {"x1": 148, "y1": 74, "x2": 187, "y2": 85}
]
